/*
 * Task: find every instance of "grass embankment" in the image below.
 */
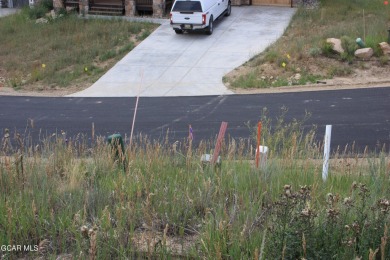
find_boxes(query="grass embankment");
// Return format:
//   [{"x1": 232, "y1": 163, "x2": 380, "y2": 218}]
[
  {"x1": 1, "y1": 116, "x2": 390, "y2": 259},
  {"x1": 225, "y1": 0, "x2": 390, "y2": 89},
  {"x1": 0, "y1": 6, "x2": 158, "y2": 93}
]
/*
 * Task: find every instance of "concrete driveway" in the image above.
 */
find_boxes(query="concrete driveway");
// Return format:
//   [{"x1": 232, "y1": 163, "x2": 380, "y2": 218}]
[
  {"x1": 0, "y1": 8, "x2": 20, "y2": 17},
  {"x1": 70, "y1": 6, "x2": 295, "y2": 97}
]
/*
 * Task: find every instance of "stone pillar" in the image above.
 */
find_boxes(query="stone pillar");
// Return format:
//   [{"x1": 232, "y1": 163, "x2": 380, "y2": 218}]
[
  {"x1": 53, "y1": 0, "x2": 64, "y2": 10},
  {"x1": 79, "y1": 0, "x2": 89, "y2": 16},
  {"x1": 153, "y1": 0, "x2": 164, "y2": 18},
  {"x1": 125, "y1": 0, "x2": 135, "y2": 16},
  {"x1": 231, "y1": 0, "x2": 250, "y2": 5}
]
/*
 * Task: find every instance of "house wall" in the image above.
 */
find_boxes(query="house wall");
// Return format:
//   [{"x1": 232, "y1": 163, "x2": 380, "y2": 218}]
[{"x1": 57, "y1": 0, "x2": 253, "y2": 17}]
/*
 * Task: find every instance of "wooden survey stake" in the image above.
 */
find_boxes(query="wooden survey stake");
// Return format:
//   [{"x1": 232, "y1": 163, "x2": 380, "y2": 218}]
[{"x1": 211, "y1": 121, "x2": 228, "y2": 164}]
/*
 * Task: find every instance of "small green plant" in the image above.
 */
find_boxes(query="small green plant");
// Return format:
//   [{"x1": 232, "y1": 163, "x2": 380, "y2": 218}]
[
  {"x1": 99, "y1": 49, "x2": 117, "y2": 61},
  {"x1": 309, "y1": 47, "x2": 322, "y2": 57},
  {"x1": 340, "y1": 35, "x2": 357, "y2": 62},
  {"x1": 264, "y1": 50, "x2": 280, "y2": 63},
  {"x1": 321, "y1": 41, "x2": 335, "y2": 57},
  {"x1": 341, "y1": 36, "x2": 357, "y2": 56},
  {"x1": 230, "y1": 71, "x2": 264, "y2": 89},
  {"x1": 379, "y1": 55, "x2": 389, "y2": 66},
  {"x1": 137, "y1": 29, "x2": 152, "y2": 41},
  {"x1": 7, "y1": 77, "x2": 22, "y2": 90},
  {"x1": 118, "y1": 42, "x2": 135, "y2": 55},
  {"x1": 22, "y1": 0, "x2": 52, "y2": 20},
  {"x1": 365, "y1": 35, "x2": 386, "y2": 57},
  {"x1": 328, "y1": 64, "x2": 353, "y2": 77}
]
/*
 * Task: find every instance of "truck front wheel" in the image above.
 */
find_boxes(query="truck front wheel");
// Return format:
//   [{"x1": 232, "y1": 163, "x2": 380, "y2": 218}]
[{"x1": 206, "y1": 17, "x2": 213, "y2": 35}]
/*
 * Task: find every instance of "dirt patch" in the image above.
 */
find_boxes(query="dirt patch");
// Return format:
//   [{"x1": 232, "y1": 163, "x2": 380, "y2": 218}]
[{"x1": 225, "y1": 55, "x2": 390, "y2": 94}]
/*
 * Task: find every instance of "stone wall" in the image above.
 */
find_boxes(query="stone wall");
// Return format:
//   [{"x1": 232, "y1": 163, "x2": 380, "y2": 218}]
[{"x1": 231, "y1": 0, "x2": 250, "y2": 5}]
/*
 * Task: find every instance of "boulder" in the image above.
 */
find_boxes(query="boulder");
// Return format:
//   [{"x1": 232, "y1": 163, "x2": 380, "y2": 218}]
[
  {"x1": 379, "y1": 42, "x2": 390, "y2": 56},
  {"x1": 326, "y1": 38, "x2": 344, "y2": 54},
  {"x1": 354, "y1": 48, "x2": 374, "y2": 60},
  {"x1": 294, "y1": 73, "x2": 301, "y2": 81},
  {"x1": 36, "y1": 18, "x2": 49, "y2": 24}
]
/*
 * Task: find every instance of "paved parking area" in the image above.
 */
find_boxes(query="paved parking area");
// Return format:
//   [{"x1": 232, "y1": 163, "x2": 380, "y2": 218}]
[{"x1": 70, "y1": 6, "x2": 295, "y2": 97}]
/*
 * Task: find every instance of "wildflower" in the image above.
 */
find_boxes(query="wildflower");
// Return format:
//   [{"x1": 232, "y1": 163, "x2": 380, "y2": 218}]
[
  {"x1": 359, "y1": 183, "x2": 369, "y2": 194},
  {"x1": 378, "y1": 198, "x2": 390, "y2": 212},
  {"x1": 326, "y1": 208, "x2": 339, "y2": 219},
  {"x1": 343, "y1": 197, "x2": 353, "y2": 207},
  {"x1": 300, "y1": 207, "x2": 315, "y2": 218},
  {"x1": 283, "y1": 184, "x2": 292, "y2": 197},
  {"x1": 84, "y1": 66, "x2": 88, "y2": 72},
  {"x1": 351, "y1": 222, "x2": 360, "y2": 234},
  {"x1": 42, "y1": 64, "x2": 46, "y2": 68},
  {"x1": 326, "y1": 193, "x2": 336, "y2": 206},
  {"x1": 286, "y1": 54, "x2": 291, "y2": 59},
  {"x1": 81, "y1": 225, "x2": 89, "y2": 238},
  {"x1": 282, "y1": 62, "x2": 286, "y2": 68},
  {"x1": 342, "y1": 238, "x2": 356, "y2": 247},
  {"x1": 351, "y1": 181, "x2": 358, "y2": 190}
]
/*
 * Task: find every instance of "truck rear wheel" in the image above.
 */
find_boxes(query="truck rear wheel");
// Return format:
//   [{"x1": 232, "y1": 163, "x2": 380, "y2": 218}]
[
  {"x1": 175, "y1": 29, "x2": 183, "y2": 34},
  {"x1": 225, "y1": 2, "x2": 231, "y2": 16},
  {"x1": 206, "y1": 17, "x2": 213, "y2": 35}
]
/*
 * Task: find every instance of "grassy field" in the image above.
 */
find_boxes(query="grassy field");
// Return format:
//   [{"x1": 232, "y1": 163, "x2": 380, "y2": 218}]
[
  {"x1": 1, "y1": 117, "x2": 389, "y2": 259},
  {"x1": 0, "y1": 6, "x2": 158, "y2": 93},
  {"x1": 225, "y1": 0, "x2": 390, "y2": 89}
]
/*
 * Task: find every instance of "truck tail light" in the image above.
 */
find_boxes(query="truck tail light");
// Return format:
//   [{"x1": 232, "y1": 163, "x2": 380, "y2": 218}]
[{"x1": 202, "y1": 14, "x2": 206, "y2": 25}]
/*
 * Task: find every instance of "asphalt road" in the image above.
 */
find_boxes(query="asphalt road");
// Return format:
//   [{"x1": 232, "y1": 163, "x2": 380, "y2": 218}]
[{"x1": 1, "y1": 87, "x2": 389, "y2": 152}]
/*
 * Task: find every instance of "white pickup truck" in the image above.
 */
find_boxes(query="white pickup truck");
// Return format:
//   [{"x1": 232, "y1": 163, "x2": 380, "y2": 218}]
[{"x1": 170, "y1": 0, "x2": 231, "y2": 35}]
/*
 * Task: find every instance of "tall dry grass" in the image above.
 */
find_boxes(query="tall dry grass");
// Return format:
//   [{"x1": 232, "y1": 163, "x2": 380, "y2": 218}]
[{"x1": 0, "y1": 120, "x2": 389, "y2": 258}]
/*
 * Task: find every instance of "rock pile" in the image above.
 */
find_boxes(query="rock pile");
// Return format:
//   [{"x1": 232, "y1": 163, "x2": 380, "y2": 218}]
[{"x1": 325, "y1": 37, "x2": 390, "y2": 60}]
